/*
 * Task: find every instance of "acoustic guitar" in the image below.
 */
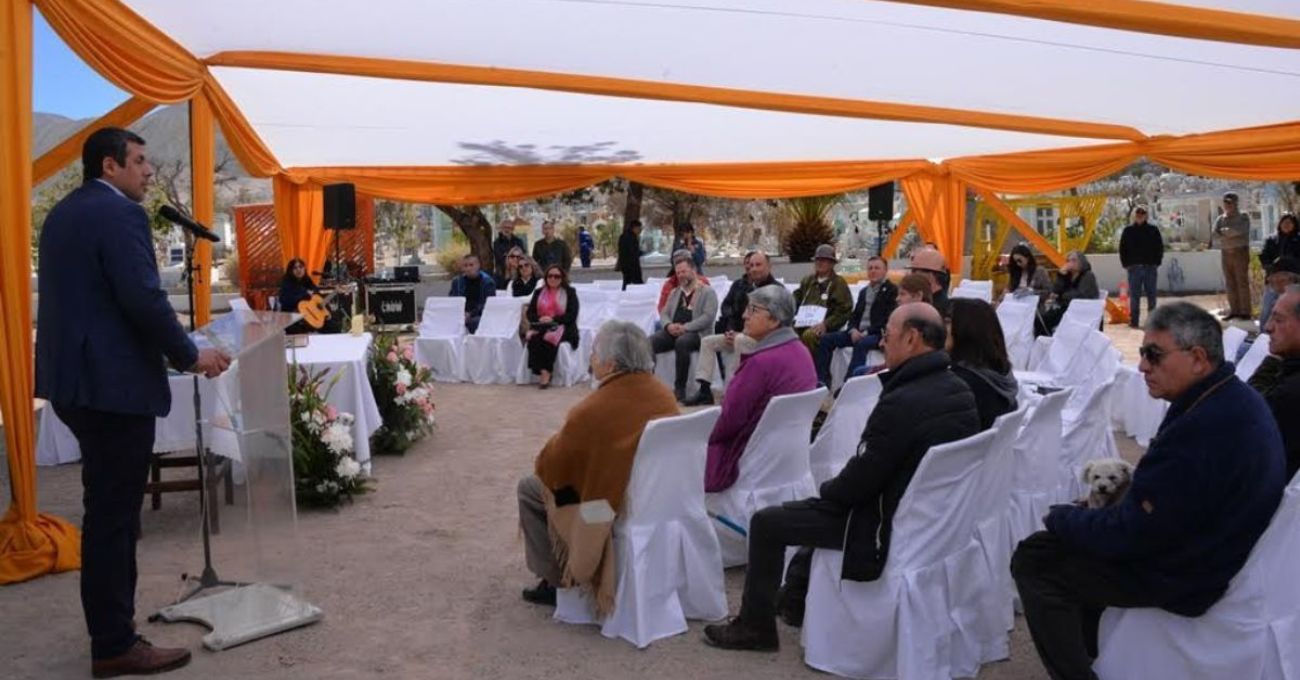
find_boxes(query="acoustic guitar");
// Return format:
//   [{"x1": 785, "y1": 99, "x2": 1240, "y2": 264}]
[{"x1": 297, "y1": 293, "x2": 334, "y2": 330}]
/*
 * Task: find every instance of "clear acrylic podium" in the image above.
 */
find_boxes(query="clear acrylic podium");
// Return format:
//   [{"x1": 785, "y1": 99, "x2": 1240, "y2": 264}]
[{"x1": 153, "y1": 310, "x2": 322, "y2": 650}]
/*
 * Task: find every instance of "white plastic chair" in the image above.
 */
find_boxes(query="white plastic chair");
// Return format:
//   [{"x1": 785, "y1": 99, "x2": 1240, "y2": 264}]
[
  {"x1": 809, "y1": 375, "x2": 882, "y2": 486},
  {"x1": 414, "y1": 297, "x2": 468, "y2": 382},
  {"x1": 705, "y1": 387, "x2": 827, "y2": 567},
  {"x1": 1236, "y1": 334, "x2": 1272, "y2": 382},
  {"x1": 1094, "y1": 479, "x2": 1300, "y2": 680},
  {"x1": 462, "y1": 296, "x2": 524, "y2": 384},
  {"x1": 555, "y1": 407, "x2": 728, "y2": 647},
  {"x1": 1059, "y1": 377, "x2": 1120, "y2": 503},
  {"x1": 953, "y1": 405, "x2": 1029, "y2": 674},
  {"x1": 801, "y1": 428, "x2": 997, "y2": 680}
]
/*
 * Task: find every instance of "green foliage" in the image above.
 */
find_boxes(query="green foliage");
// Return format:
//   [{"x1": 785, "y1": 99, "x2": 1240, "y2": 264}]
[
  {"x1": 435, "y1": 241, "x2": 470, "y2": 274},
  {"x1": 30, "y1": 166, "x2": 84, "y2": 265},
  {"x1": 1087, "y1": 216, "x2": 1122, "y2": 254},
  {"x1": 375, "y1": 200, "x2": 423, "y2": 262},
  {"x1": 594, "y1": 218, "x2": 621, "y2": 258},
  {"x1": 782, "y1": 195, "x2": 840, "y2": 262},
  {"x1": 288, "y1": 364, "x2": 371, "y2": 508},
  {"x1": 367, "y1": 334, "x2": 436, "y2": 456}
]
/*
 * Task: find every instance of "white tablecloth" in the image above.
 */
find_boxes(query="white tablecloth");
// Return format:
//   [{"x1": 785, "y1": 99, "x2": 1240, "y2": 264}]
[
  {"x1": 287, "y1": 333, "x2": 382, "y2": 466},
  {"x1": 36, "y1": 333, "x2": 381, "y2": 467},
  {"x1": 36, "y1": 375, "x2": 219, "y2": 466}
]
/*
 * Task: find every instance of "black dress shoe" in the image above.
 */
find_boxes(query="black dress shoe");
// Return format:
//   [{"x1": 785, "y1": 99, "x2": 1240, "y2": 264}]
[
  {"x1": 682, "y1": 384, "x2": 715, "y2": 406},
  {"x1": 522, "y1": 579, "x2": 556, "y2": 606},
  {"x1": 702, "y1": 616, "x2": 779, "y2": 651}
]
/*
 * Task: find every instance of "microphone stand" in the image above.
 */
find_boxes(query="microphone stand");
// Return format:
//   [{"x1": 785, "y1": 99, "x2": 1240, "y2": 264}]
[{"x1": 153, "y1": 233, "x2": 242, "y2": 611}]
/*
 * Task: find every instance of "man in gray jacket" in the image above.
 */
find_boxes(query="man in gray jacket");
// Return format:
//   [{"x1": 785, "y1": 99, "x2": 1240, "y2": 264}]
[
  {"x1": 651, "y1": 251, "x2": 719, "y2": 402},
  {"x1": 1214, "y1": 192, "x2": 1252, "y2": 320}
]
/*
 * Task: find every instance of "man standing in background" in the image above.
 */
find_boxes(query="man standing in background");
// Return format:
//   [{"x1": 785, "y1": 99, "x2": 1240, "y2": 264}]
[
  {"x1": 1214, "y1": 192, "x2": 1252, "y2": 320},
  {"x1": 1119, "y1": 206, "x2": 1164, "y2": 328}
]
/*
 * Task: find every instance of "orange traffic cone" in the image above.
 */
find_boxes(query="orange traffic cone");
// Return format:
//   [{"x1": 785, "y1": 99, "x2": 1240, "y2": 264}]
[{"x1": 1109, "y1": 280, "x2": 1132, "y2": 324}]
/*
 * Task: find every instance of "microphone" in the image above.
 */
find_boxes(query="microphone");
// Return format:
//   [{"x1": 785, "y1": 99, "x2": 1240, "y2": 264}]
[{"x1": 157, "y1": 205, "x2": 221, "y2": 243}]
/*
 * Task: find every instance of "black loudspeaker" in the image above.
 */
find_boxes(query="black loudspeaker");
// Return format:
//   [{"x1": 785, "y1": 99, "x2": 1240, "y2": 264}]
[
  {"x1": 323, "y1": 183, "x2": 356, "y2": 230},
  {"x1": 867, "y1": 182, "x2": 895, "y2": 222}
]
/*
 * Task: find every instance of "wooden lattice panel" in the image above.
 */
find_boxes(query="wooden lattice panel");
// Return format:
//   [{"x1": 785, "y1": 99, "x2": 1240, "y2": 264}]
[{"x1": 233, "y1": 195, "x2": 376, "y2": 310}]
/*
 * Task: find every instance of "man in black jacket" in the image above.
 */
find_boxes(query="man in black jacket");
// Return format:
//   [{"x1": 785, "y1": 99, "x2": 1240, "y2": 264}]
[
  {"x1": 616, "y1": 219, "x2": 644, "y2": 290},
  {"x1": 813, "y1": 255, "x2": 898, "y2": 387},
  {"x1": 1118, "y1": 206, "x2": 1164, "y2": 328},
  {"x1": 683, "y1": 251, "x2": 777, "y2": 405},
  {"x1": 531, "y1": 220, "x2": 572, "y2": 273},
  {"x1": 491, "y1": 218, "x2": 526, "y2": 289},
  {"x1": 703, "y1": 303, "x2": 980, "y2": 652},
  {"x1": 1255, "y1": 286, "x2": 1300, "y2": 479}
]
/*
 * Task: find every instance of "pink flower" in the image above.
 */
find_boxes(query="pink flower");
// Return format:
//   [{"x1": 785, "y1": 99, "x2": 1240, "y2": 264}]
[
  {"x1": 421, "y1": 402, "x2": 433, "y2": 415},
  {"x1": 325, "y1": 404, "x2": 338, "y2": 421},
  {"x1": 387, "y1": 351, "x2": 398, "y2": 363},
  {"x1": 396, "y1": 383, "x2": 406, "y2": 395},
  {"x1": 402, "y1": 345, "x2": 414, "y2": 361}
]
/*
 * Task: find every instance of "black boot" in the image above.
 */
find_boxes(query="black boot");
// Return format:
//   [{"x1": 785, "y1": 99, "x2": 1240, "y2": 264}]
[
  {"x1": 702, "y1": 616, "x2": 779, "y2": 651},
  {"x1": 682, "y1": 380, "x2": 715, "y2": 406}
]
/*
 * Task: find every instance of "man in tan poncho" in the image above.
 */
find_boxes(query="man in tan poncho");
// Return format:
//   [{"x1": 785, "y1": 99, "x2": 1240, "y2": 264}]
[{"x1": 517, "y1": 320, "x2": 680, "y2": 611}]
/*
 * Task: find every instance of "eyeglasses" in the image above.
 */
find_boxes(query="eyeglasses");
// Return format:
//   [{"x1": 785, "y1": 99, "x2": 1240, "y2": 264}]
[
  {"x1": 546, "y1": 274, "x2": 563, "y2": 280},
  {"x1": 507, "y1": 254, "x2": 519, "y2": 259},
  {"x1": 745, "y1": 304, "x2": 769, "y2": 315},
  {"x1": 1138, "y1": 343, "x2": 1191, "y2": 366}
]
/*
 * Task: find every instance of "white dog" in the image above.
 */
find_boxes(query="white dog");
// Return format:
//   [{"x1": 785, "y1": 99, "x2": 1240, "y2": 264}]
[{"x1": 1081, "y1": 459, "x2": 1135, "y2": 509}]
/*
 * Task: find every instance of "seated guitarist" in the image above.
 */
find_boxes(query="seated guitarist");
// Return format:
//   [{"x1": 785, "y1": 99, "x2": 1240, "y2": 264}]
[{"x1": 279, "y1": 258, "x2": 319, "y2": 334}]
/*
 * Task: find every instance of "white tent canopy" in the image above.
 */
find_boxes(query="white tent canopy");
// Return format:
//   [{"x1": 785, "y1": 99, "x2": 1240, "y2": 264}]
[{"x1": 120, "y1": 0, "x2": 1300, "y2": 168}]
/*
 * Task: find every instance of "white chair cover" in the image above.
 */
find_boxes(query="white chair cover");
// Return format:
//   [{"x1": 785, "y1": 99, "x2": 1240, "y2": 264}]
[
  {"x1": 1112, "y1": 364, "x2": 1167, "y2": 448},
  {"x1": 1004, "y1": 388, "x2": 1071, "y2": 608},
  {"x1": 1061, "y1": 298, "x2": 1106, "y2": 331},
  {"x1": 462, "y1": 297, "x2": 524, "y2": 384},
  {"x1": 801, "y1": 428, "x2": 997, "y2": 680},
  {"x1": 1223, "y1": 326, "x2": 1249, "y2": 364},
  {"x1": 997, "y1": 297, "x2": 1038, "y2": 371},
  {"x1": 953, "y1": 405, "x2": 1029, "y2": 674},
  {"x1": 623, "y1": 283, "x2": 657, "y2": 302},
  {"x1": 1094, "y1": 478, "x2": 1300, "y2": 680},
  {"x1": 1059, "y1": 377, "x2": 1119, "y2": 503},
  {"x1": 952, "y1": 281, "x2": 993, "y2": 303},
  {"x1": 554, "y1": 408, "x2": 728, "y2": 647},
  {"x1": 705, "y1": 387, "x2": 827, "y2": 567},
  {"x1": 1017, "y1": 321, "x2": 1092, "y2": 387},
  {"x1": 36, "y1": 402, "x2": 81, "y2": 466},
  {"x1": 1236, "y1": 334, "x2": 1272, "y2": 382},
  {"x1": 654, "y1": 349, "x2": 703, "y2": 398},
  {"x1": 610, "y1": 299, "x2": 658, "y2": 336},
  {"x1": 228, "y1": 297, "x2": 251, "y2": 312},
  {"x1": 809, "y1": 375, "x2": 882, "y2": 485},
  {"x1": 593, "y1": 278, "x2": 623, "y2": 291},
  {"x1": 828, "y1": 348, "x2": 885, "y2": 391},
  {"x1": 414, "y1": 297, "x2": 467, "y2": 382}
]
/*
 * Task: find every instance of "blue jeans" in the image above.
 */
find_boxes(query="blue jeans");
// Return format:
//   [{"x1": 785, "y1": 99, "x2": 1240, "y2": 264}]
[
  {"x1": 1260, "y1": 286, "x2": 1280, "y2": 329},
  {"x1": 1126, "y1": 265, "x2": 1159, "y2": 327},
  {"x1": 814, "y1": 330, "x2": 881, "y2": 386}
]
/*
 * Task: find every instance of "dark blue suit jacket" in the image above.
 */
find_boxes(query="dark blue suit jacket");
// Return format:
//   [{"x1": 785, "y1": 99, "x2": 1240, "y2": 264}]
[{"x1": 35, "y1": 181, "x2": 198, "y2": 417}]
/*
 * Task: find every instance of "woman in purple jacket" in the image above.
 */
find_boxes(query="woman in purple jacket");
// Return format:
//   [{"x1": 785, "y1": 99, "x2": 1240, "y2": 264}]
[{"x1": 705, "y1": 284, "x2": 817, "y2": 492}]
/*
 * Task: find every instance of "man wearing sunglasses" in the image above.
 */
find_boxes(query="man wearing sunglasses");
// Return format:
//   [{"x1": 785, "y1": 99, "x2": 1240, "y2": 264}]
[{"x1": 1013, "y1": 302, "x2": 1285, "y2": 680}]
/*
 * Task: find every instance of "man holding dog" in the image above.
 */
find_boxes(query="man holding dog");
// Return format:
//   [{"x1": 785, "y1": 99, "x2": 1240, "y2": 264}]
[{"x1": 1012, "y1": 302, "x2": 1286, "y2": 680}]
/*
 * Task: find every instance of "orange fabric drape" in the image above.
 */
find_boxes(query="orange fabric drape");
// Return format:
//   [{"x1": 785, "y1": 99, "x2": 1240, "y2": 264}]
[
  {"x1": 207, "y1": 51, "x2": 1143, "y2": 143},
  {"x1": 881, "y1": 210, "x2": 917, "y2": 260},
  {"x1": 945, "y1": 142, "x2": 1140, "y2": 195},
  {"x1": 972, "y1": 186, "x2": 1067, "y2": 268},
  {"x1": 877, "y1": 0, "x2": 1300, "y2": 50},
  {"x1": 0, "y1": 0, "x2": 79, "y2": 585},
  {"x1": 901, "y1": 171, "x2": 969, "y2": 276},
  {"x1": 35, "y1": 0, "x2": 281, "y2": 178},
  {"x1": 31, "y1": 95, "x2": 153, "y2": 184},
  {"x1": 189, "y1": 98, "x2": 214, "y2": 326},
  {"x1": 1147, "y1": 121, "x2": 1300, "y2": 181},
  {"x1": 273, "y1": 176, "x2": 327, "y2": 273}
]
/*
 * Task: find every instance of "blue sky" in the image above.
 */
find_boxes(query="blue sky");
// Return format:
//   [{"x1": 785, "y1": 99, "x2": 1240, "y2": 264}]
[{"x1": 33, "y1": 10, "x2": 128, "y2": 119}]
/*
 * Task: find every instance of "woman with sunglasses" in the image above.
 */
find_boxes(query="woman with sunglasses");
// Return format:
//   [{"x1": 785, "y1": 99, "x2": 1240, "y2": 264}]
[
  {"x1": 510, "y1": 255, "x2": 541, "y2": 298},
  {"x1": 525, "y1": 265, "x2": 580, "y2": 389},
  {"x1": 1003, "y1": 243, "x2": 1050, "y2": 303}
]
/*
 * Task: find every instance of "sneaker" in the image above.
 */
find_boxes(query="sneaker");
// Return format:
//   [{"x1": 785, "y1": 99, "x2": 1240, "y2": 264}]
[
  {"x1": 92, "y1": 637, "x2": 190, "y2": 678},
  {"x1": 521, "y1": 579, "x2": 557, "y2": 607},
  {"x1": 702, "y1": 616, "x2": 779, "y2": 651}
]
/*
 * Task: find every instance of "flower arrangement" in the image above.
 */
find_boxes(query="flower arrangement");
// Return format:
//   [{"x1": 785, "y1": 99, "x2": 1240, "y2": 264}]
[
  {"x1": 367, "y1": 334, "x2": 437, "y2": 455},
  {"x1": 289, "y1": 363, "x2": 370, "y2": 508}
]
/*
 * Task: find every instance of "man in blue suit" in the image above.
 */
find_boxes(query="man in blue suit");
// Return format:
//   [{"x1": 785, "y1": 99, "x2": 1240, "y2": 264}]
[{"x1": 36, "y1": 128, "x2": 229, "y2": 678}]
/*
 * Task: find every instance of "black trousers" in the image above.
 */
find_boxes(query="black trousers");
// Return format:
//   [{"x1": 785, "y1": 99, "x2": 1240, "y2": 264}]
[
  {"x1": 1011, "y1": 531, "x2": 1163, "y2": 680},
  {"x1": 738, "y1": 503, "x2": 847, "y2": 623},
  {"x1": 527, "y1": 335, "x2": 561, "y2": 374},
  {"x1": 55, "y1": 405, "x2": 156, "y2": 660},
  {"x1": 650, "y1": 330, "x2": 701, "y2": 391}
]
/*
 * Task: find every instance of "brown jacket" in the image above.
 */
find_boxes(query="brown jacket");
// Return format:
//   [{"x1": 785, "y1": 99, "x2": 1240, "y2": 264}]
[{"x1": 535, "y1": 371, "x2": 680, "y2": 614}]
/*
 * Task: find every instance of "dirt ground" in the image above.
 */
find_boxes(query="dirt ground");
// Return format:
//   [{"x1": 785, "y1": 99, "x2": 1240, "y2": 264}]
[{"x1": 3, "y1": 300, "x2": 1239, "y2": 680}]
